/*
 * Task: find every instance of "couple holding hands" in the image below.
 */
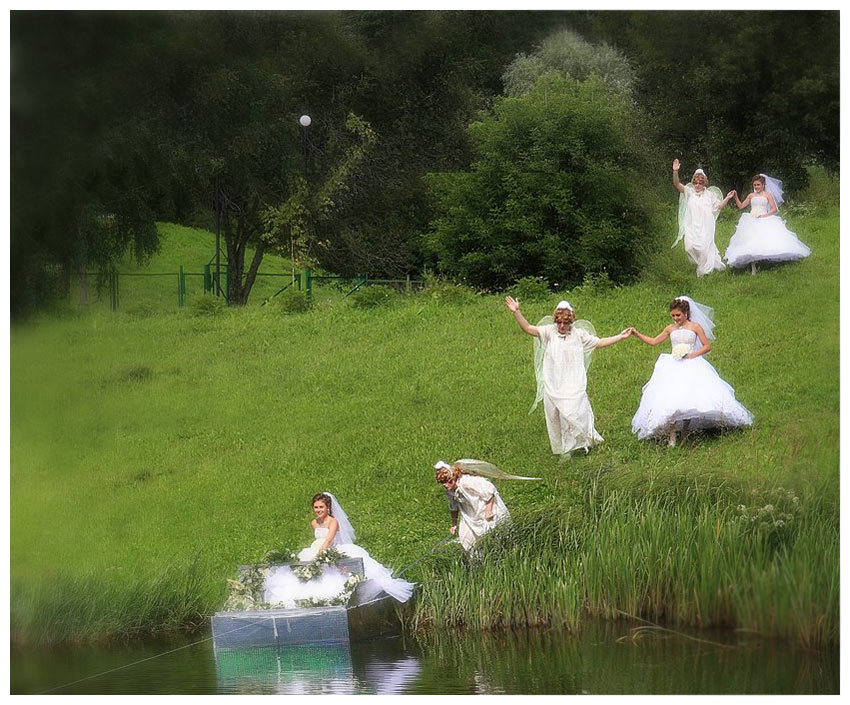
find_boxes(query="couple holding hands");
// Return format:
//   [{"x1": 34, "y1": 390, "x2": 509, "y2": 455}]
[
  {"x1": 505, "y1": 295, "x2": 752, "y2": 451},
  {"x1": 673, "y1": 159, "x2": 810, "y2": 277}
]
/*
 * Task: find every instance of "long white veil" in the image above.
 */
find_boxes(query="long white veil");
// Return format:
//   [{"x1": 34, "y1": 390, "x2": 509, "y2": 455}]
[
  {"x1": 676, "y1": 295, "x2": 715, "y2": 340},
  {"x1": 324, "y1": 492, "x2": 356, "y2": 544},
  {"x1": 760, "y1": 173, "x2": 784, "y2": 209},
  {"x1": 454, "y1": 458, "x2": 539, "y2": 481}
]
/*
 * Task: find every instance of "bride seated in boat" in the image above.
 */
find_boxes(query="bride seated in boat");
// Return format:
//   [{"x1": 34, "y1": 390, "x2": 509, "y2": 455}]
[{"x1": 264, "y1": 492, "x2": 415, "y2": 607}]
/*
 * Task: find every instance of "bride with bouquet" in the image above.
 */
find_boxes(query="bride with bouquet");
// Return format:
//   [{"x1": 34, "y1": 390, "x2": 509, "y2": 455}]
[{"x1": 630, "y1": 297, "x2": 753, "y2": 446}]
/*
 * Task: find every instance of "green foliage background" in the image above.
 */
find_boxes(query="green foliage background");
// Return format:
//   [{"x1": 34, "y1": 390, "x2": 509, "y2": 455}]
[
  {"x1": 11, "y1": 10, "x2": 839, "y2": 315},
  {"x1": 427, "y1": 75, "x2": 657, "y2": 290}
]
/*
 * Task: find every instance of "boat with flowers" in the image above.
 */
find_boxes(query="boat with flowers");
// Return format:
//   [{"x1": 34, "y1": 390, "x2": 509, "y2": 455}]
[{"x1": 211, "y1": 549, "x2": 408, "y2": 650}]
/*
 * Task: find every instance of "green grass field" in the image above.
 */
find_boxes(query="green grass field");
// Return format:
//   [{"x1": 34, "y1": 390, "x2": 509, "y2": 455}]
[{"x1": 10, "y1": 198, "x2": 839, "y2": 647}]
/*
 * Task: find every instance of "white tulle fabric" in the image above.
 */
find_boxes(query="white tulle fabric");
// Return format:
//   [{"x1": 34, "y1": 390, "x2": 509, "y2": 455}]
[
  {"x1": 675, "y1": 184, "x2": 726, "y2": 276},
  {"x1": 536, "y1": 323, "x2": 603, "y2": 454},
  {"x1": 631, "y1": 328, "x2": 753, "y2": 440},
  {"x1": 264, "y1": 500, "x2": 415, "y2": 606},
  {"x1": 760, "y1": 173, "x2": 784, "y2": 208},
  {"x1": 724, "y1": 196, "x2": 810, "y2": 268},
  {"x1": 324, "y1": 492, "x2": 355, "y2": 545}
]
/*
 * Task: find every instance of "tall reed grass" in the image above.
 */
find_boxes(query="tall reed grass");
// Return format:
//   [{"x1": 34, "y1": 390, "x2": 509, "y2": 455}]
[{"x1": 411, "y1": 477, "x2": 839, "y2": 647}]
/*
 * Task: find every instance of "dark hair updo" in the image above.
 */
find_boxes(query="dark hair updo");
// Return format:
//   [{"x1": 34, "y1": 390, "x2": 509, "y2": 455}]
[
  {"x1": 669, "y1": 298, "x2": 691, "y2": 319},
  {"x1": 312, "y1": 492, "x2": 334, "y2": 515}
]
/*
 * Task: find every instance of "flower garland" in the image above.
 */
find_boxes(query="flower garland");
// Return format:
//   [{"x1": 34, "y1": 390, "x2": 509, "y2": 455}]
[
  {"x1": 293, "y1": 573, "x2": 364, "y2": 608},
  {"x1": 223, "y1": 546, "x2": 364, "y2": 611},
  {"x1": 292, "y1": 546, "x2": 346, "y2": 582}
]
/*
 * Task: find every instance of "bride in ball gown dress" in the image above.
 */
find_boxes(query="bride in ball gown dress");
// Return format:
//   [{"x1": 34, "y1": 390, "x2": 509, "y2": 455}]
[
  {"x1": 630, "y1": 296, "x2": 753, "y2": 447},
  {"x1": 725, "y1": 173, "x2": 810, "y2": 274},
  {"x1": 264, "y1": 492, "x2": 414, "y2": 607}
]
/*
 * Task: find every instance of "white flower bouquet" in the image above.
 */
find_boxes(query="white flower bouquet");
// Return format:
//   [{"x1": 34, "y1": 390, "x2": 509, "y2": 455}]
[{"x1": 671, "y1": 343, "x2": 691, "y2": 360}]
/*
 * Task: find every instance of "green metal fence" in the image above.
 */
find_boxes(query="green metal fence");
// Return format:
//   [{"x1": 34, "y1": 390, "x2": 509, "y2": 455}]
[{"x1": 69, "y1": 267, "x2": 423, "y2": 312}]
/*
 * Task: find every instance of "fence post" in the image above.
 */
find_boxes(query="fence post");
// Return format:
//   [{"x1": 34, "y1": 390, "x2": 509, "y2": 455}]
[
  {"x1": 178, "y1": 266, "x2": 185, "y2": 308},
  {"x1": 109, "y1": 270, "x2": 118, "y2": 311},
  {"x1": 203, "y1": 264, "x2": 212, "y2": 294},
  {"x1": 406, "y1": 274, "x2": 411, "y2": 293},
  {"x1": 304, "y1": 267, "x2": 312, "y2": 301}
]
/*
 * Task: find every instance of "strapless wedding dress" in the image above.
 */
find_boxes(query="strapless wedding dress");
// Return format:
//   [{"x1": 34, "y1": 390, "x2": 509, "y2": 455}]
[
  {"x1": 725, "y1": 196, "x2": 810, "y2": 268},
  {"x1": 631, "y1": 328, "x2": 753, "y2": 439},
  {"x1": 264, "y1": 527, "x2": 414, "y2": 607}
]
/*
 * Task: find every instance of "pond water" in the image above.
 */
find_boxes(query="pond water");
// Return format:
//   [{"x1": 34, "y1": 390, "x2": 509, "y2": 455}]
[{"x1": 11, "y1": 620, "x2": 839, "y2": 695}]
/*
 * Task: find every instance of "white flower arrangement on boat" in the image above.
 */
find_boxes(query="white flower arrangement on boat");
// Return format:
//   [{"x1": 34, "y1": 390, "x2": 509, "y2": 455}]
[
  {"x1": 292, "y1": 546, "x2": 347, "y2": 582},
  {"x1": 293, "y1": 573, "x2": 365, "y2": 608},
  {"x1": 222, "y1": 545, "x2": 365, "y2": 611},
  {"x1": 671, "y1": 343, "x2": 691, "y2": 360}
]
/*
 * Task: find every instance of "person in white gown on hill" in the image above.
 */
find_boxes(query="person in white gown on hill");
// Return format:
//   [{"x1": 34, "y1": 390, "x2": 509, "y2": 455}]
[
  {"x1": 264, "y1": 492, "x2": 414, "y2": 606},
  {"x1": 630, "y1": 296, "x2": 753, "y2": 447},
  {"x1": 725, "y1": 173, "x2": 810, "y2": 274},
  {"x1": 505, "y1": 297, "x2": 631, "y2": 457},
  {"x1": 672, "y1": 159, "x2": 735, "y2": 276}
]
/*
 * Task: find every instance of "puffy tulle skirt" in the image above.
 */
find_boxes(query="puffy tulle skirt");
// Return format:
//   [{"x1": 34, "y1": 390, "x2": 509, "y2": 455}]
[
  {"x1": 631, "y1": 354, "x2": 753, "y2": 440},
  {"x1": 725, "y1": 214, "x2": 810, "y2": 268},
  {"x1": 264, "y1": 543, "x2": 414, "y2": 607}
]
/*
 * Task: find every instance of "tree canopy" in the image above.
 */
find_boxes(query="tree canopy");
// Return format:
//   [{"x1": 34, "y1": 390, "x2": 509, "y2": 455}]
[
  {"x1": 427, "y1": 75, "x2": 654, "y2": 291},
  {"x1": 10, "y1": 10, "x2": 839, "y2": 314}
]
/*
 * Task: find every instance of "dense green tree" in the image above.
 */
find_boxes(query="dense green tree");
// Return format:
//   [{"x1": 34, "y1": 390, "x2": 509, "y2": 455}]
[
  {"x1": 11, "y1": 11, "x2": 172, "y2": 315},
  {"x1": 573, "y1": 11, "x2": 839, "y2": 192},
  {"x1": 427, "y1": 75, "x2": 654, "y2": 291}
]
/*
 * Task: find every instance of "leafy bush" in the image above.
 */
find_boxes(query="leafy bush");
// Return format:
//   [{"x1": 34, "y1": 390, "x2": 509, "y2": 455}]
[
  {"x1": 426, "y1": 74, "x2": 655, "y2": 291},
  {"x1": 506, "y1": 276, "x2": 550, "y2": 303},
  {"x1": 187, "y1": 294, "x2": 226, "y2": 317},
  {"x1": 350, "y1": 285, "x2": 398, "y2": 309},
  {"x1": 502, "y1": 28, "x2": 635, "y2": 98},
  {"x1": 275, "y1": 288, "x2": 311, "y2": 314},
  {"x1": 570, "y1": 271, "x2": 616, "y2": 298},
  {"x1": 421, "y1": 273, "x2": 478, "y2": 305}
]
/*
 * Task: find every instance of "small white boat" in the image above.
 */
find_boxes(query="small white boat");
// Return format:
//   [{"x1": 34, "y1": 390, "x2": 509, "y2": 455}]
[{"x1": 211, "y1": 558, "x2": 406, "y2": 650}]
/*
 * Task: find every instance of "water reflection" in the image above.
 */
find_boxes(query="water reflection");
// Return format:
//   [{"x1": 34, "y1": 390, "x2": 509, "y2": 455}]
[
  {"x1": 11, "y1": 621, "x2": 838, "y2": 695},
  {"x1": 213, "y1": 641, "x2": 422, "y2": 695}
]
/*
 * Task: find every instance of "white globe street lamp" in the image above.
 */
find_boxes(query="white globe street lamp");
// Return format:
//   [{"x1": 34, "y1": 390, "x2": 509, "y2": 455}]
[{"x1": 299, "y1": 114, "x2": 312, "y2": 127}]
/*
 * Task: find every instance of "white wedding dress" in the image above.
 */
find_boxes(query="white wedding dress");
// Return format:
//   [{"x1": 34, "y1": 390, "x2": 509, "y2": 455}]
[
  {"x1": 725, "y1": 196, "x2": 810, "y2": 268},
  {"x1": 264, "y1": 526, "x2": 414, "y2": 607},
  {"x1": 537, "y1": 323, "x2": 604, "y2": 454},
  {"x1": 631, "y1": 328, "x2": 753, "y2": 440},
  {"x1": 445, "y1": 474, "x2": 510, "y2": 551},
  {"x1": 678, "y1": 184, "x2": 726, "y2": 276}
]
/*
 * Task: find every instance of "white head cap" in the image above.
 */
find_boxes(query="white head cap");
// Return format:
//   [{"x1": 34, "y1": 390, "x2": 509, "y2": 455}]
[
  {"x1": 693, "y1": 168, "x2": 706, "y2": 176},
  {"x1": 555, "y1": 300, "x2": 573, "y2": 312},
  {"x1": 434, "y1": 460, "x2": 451, "y2": 471}
]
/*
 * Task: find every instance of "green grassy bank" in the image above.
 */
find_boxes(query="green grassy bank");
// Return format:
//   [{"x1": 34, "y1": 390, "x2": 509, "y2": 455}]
[{"x1": 10, "y1": 205, "x2": 839, "y2": 647}]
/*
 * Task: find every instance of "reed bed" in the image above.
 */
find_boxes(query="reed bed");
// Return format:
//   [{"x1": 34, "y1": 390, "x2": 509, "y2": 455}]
[{"x1": 410, "y1": 478, "x2": 839, "y2": 647}]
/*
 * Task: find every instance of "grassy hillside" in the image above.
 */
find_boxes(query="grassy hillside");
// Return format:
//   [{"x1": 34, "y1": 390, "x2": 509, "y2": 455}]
[{"x1": 10, "y1": 203, "x2": 839, "y2": 646}]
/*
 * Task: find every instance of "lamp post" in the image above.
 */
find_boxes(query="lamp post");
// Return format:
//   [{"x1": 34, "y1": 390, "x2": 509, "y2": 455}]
[
  {"x1": 294, "y1": 114, "x2": 311, "y2": 285},
  {"x1": 299, "y1": 114, "x2": 311, "y2": 166}
]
